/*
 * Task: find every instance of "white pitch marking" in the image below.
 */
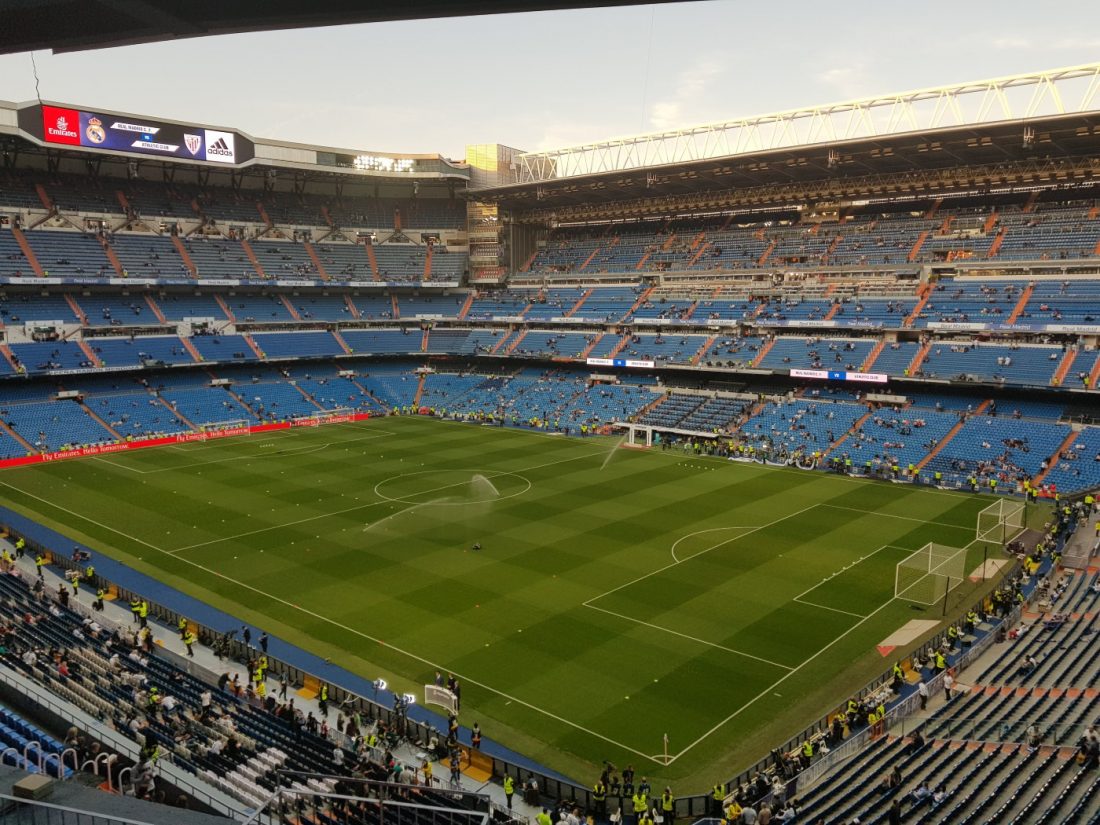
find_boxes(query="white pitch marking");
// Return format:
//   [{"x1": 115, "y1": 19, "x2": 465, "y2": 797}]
[
  {"x1": 585, "y1": 503, "x2": 824, "y2": 608},
  {"x1": 791, "y1": 544, "x2": 911, "y2": 604},
  {"x1": 584, "y1": 603, "x2": 794, "y2": 671},
  {"x1": 169, "y1": 446, "x2": 605, "y2": 553},
  {"x1": 818, "y1": 503, "x2": 975, "y2": 532},
  {"x1": 792, "y1": 598, "x2": 868, "y2": 619},
  {"x1": 669, "y1": 526, "x2": 759, "y2": 563},
  {"x1": 0, "y1": 477, "x2": 658, "y2": 763},
  {"x1": 665, "y1": 593, "x2": 902, "y2": 764},
  {"x1": 91, "y1": 430, "x2": 391, "y2": 474}
]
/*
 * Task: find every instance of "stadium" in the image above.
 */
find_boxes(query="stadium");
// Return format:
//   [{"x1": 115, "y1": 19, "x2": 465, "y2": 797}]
[{"x1": 0, "y1": 3, "x2": 1097, "y2": 824}]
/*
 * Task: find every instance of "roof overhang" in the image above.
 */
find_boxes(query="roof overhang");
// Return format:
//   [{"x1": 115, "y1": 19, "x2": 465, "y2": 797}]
[
  {"x1": 0, "y1": 0, "x2": 687, "y2": 56},
  {"x1": 473, "y1": 111, "x2": 1100, "y2": 217},
  {"x1": 506, "y1": 63, "x2": 1100, "y2": 184}
]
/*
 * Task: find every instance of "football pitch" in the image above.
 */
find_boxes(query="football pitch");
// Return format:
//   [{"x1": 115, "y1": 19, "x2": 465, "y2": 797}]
[{"x1": 0, "y1": 416, "x2": 1005, "y2": 787}]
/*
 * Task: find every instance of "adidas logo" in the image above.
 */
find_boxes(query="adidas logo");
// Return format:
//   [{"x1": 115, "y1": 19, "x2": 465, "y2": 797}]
[{"x1": 208, "y1": 137, "x2": 232, "y2": 156}]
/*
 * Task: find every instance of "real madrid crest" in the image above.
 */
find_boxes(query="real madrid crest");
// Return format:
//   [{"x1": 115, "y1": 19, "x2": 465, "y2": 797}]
[{"x1": 85, "y1": 117, "x2": 106, "y2": 144}]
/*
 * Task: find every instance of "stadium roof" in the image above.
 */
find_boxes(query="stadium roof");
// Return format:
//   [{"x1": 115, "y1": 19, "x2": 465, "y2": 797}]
[
  {"x1": 475, "y1": 112, "x2": 1100, "y2": 218},
  {"x1": 0, "y1": 0, "x2": 683, "y2": 55},
  {"x1": 509, "y1": 64, "x2": 1100, "y2": 183},
  {"x1": 472, "y1": 66, "x2": 1100, "y2": 219}
]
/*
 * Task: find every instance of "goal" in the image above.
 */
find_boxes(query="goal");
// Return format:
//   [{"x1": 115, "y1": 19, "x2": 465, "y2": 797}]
[
  {"x1": 200, "y1": 418, "x2": 250, "y2": 432},
  {"x1": 313, "y1": 407, "x2": 354, "y2": 419},
  {"x1": 895, "y1": 543, "x2": 968, "y2": 605},
  {"x1": 293, "y1": 407, "x2": 355, "y2": 425},
  {"x1": 976, "y1": 499, "x2": 1026, "y2": 545}
]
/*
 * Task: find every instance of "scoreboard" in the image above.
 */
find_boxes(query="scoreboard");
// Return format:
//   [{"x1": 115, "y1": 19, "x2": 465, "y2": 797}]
[
  {"x1": 790, "y1": 368, "x2": 888, "y2": 383},
  {"x1": 28, "y1": 104, "x2": 253, "y2": 165}
]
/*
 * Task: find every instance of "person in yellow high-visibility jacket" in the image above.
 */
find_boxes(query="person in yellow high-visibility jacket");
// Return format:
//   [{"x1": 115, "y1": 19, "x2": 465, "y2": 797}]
[{"x1": 660, "y1": 788, "x2": 675, "y2": 824}]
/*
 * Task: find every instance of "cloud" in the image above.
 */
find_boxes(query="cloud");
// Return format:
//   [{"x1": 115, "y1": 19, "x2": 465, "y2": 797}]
[
  {"x1": 649, "y1": 101, "x2": 682, "y2": 132},
  {"x1": 647, "y1": 55, "x2": 727, "y2": 131},
  {"x1": 1052, "y1": 37, "x2": 1100, "y2": 49},
  {"x1": 531, "y1": 119, "x2": 625, "y2": 152},
  {"x1": 992, "y1": 37, "x2": 1033, "y2": 49},
  {"x1": 817, "y1": 64, "x2": 871, "y2": 99}
]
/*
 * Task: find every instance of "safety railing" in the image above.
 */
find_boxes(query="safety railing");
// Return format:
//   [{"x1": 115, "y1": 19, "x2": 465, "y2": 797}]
[
  {"x1": 0, "y1": 791, "x2": 166, "y2": 825},
  {"x1": 239, "y1": 771, "x2": 494, "y2": 825},
  {"x1": 0, "y1": 665, "x2": 248, "y2": 820}
]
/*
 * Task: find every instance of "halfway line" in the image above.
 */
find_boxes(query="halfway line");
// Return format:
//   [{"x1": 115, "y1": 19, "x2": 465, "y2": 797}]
[{"x1": 0, "y1": 477, "x2": 661, "y2": 765}]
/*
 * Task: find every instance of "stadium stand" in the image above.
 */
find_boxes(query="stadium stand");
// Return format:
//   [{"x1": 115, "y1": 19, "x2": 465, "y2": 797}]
[
  {"x1": 89, "y1": 335, "x2": 196, "y2": 367},
  {"x1": 188, "y1": 334, "x2": 259, "y2": 363},
  {"x1": 251, "y1": 331, "x2": 345, "y2": 359},
  {"x1": 782, "y1": 563, "x2": 1100, "y2": 825},
  {"x1": 5, "y1": 64, "x2": 1100, "y2": 825}
]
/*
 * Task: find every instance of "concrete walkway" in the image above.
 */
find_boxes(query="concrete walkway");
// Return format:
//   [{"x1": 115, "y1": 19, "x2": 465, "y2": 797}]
[{"x1": 1060, "y1": 511, "x2": 1099, "y2": 568}]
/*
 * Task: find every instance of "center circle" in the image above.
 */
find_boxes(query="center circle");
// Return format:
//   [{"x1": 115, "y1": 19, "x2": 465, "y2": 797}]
[{"x1": 373, "y1": 469, "x2": 532, "y2": 506}]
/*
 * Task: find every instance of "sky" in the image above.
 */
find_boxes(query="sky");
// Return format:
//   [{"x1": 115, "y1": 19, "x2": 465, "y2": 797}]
[{"x1": 1, "y1": 0, "x2": 1098, "y2": 160}]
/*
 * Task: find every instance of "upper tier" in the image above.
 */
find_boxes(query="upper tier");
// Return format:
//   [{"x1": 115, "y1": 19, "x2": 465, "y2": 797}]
[
  {"x1": 1, "y1": 169, "x2": 466, "y2": 230},
  {"x1": 525, "y1": 195, "x2": 1100, "y2": 276}
]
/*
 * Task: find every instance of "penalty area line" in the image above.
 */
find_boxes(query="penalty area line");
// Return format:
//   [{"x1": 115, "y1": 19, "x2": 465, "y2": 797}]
[
  {"x1": 669, "y1": 526, "x2": 759, "y2": 563},
  {"x1": 792, "y1": 598, "x2": 868, "y2": 619},
  {"x1": 790, "y1": 544, "x2": 911, "y2": 604},
  {"x1": 583, "y1": 603, "x2": 795, "y2": 672},
  {"x1": 585, "y1": 503, "x2": 824, "y2": 608},
  {"x1": 818, "y1": 503, "x2": 975, "y2": 532},
  {"x1": 665, "y1": 591, "x2": 901, "y2": 765}
]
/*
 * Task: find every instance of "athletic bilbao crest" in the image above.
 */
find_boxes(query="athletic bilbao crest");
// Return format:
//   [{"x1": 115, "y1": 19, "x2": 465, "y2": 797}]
[{"x1": 184, "y1": 134, "x2": 202, "y2": 156}]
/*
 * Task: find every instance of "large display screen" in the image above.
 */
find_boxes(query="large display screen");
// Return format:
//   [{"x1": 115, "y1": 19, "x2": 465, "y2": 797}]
[
  {"x1": 587, "y1": 357, "x2": 656, "y2": 369},
  {"x1": 39, "y1": 104, "x2": 250, "y2": 164},
  {"x1": 790, "y1": 368, "x2": 888, "y2": 384}
]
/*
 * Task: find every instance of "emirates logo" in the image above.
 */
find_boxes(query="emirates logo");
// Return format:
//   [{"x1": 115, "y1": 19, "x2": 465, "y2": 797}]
[{"x1": 48, "y1": 116, "x2": 78, "y2": 138}]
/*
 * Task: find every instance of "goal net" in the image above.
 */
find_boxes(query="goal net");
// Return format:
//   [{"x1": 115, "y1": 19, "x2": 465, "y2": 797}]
[
  {"x1": 423, "y1": 685, "x2": 458, "y2": 714},
  {"x1": 976, "y1": 499, "x2": 1026, "y2": 545},
  {"x1": 200, "y1": 418, "x2": 250, "y2": 432},
  {"x1": 312, "y1": 407, "x2": 354, "y2": 419},
  {"x1": 292, "y1": 407, "x2": 355, "y2": 425},
  {"x1": 895, "y1": 543, "x2": 968, "y2": 605}
]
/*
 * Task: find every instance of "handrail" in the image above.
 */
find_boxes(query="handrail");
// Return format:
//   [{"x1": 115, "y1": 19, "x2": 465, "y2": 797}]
[
  {"x1": 1, "y1": 746, "x2": 18, "y2": 768},
  {"x1": 234, "y1": 769, "x2": 499, "y2": 825},
  {"x1": 0, "y1": 791, "x2": 169, "y2": 824},
  {"x1": 274, "y1": 769, "x2": 494, "y2": 805},
  {"x1": 117, "y1": 765, "x2": 134, "y2": 796},
  {"x1": 248, "y1": 787, "x2": 492, "y2": 825},
  {"x1": 23, "y1": 740, "x2": 43, "y2": 773},
  {"x1": 0, "y1": 665, "x2": 248, "y2": 820},
  {"x1": 60, "y1": 746, "x2": 78, "y2": 778},
  {"x1": 96, "y1": 752, "x2": 114, "y2": 790}
]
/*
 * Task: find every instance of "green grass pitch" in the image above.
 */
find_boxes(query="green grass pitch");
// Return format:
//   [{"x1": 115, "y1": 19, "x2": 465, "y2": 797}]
[{"x1": 0, "y1": 416, "x2": 1001, "y2": 788}]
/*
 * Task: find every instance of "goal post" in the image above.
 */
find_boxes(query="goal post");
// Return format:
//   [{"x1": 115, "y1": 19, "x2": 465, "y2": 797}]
[
  {"x1": 976, "y1": 499, "x2": 1026, "y2": 545},
  {"x1": 292, "y1": 407, "x2": 356, "y2": 425},
  {"x1": 895, "y1": 543, "x2": 968, "y2": 606},
  {"x1": 199, "y1": 418, "x2": 250, "y2": 432},
  {"x1": 312, "y1": 407, "x2": 354, "y2": 419}
]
